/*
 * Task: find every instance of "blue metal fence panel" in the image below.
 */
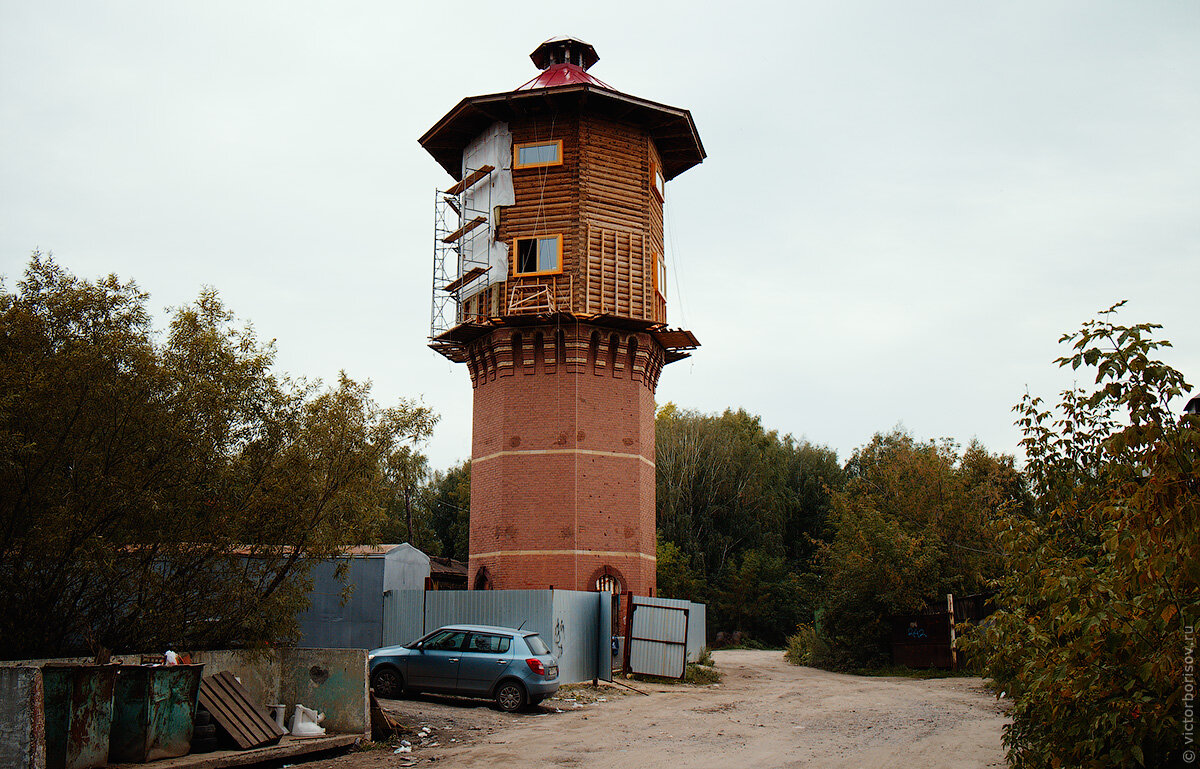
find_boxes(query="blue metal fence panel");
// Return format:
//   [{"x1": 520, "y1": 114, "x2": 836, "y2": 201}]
[
  {"x1": 551, "y1": 591, "x2": 603, "y2": 684},
  {"x1": 382, "y1": 590, "x2": 426, "y2": 648},
  {"x1": 297, "y1": 557, "x2": 385, "y2": 649},
  {"x1": 597, "y1": 593, "x2": 613, "y2": 682},
  {"x1": 380, "y1": 589, "x2": 604, "y2": 683},
  {"x1": 423, "y1": 590, "x2": 553, "y2": 646}
]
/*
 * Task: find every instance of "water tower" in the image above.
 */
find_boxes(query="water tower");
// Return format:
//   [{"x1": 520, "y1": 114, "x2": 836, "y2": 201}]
[{"x1": 420, "y1": 37, "x2": 704, "y2": 597}]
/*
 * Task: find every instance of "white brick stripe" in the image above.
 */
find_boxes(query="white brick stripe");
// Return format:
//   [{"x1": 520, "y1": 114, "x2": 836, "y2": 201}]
[
  {"x1": 471, "y1": 549, "x2": 656, "y2": 562},
  {"x1": 472, "y1": 447, "x2": 655, "y2": 470}
]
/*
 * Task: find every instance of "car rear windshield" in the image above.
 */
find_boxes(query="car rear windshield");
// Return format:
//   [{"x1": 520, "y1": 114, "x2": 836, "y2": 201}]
[{"x1": 524, "y1": 633, "x2": 550, "y2": 655}]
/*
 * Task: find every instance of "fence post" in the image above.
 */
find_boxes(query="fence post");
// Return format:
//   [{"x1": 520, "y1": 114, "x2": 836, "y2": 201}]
[
  {"x1": 622, "y1": 591, "x2": 634, "y2": 675},
  {"x1": 947, "y1": 593, "x2": 957, "y2": 671}
]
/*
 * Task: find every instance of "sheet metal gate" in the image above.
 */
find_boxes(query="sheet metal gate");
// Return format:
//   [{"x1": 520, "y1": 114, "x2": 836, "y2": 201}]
[{"x1": 623, "y1": 595, "x2": 691, "y2": 680}]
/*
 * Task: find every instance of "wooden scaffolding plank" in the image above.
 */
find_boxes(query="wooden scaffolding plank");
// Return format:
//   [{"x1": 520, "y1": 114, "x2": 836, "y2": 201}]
[
  {"x1": 444, "y1": 165, "x2": 495, "y2": 196},
  {"x1": 443, "y1": 266, "x2": 489, "y2": 293},
  {"x1": 442, "y1": 216, "x2": 486, "y2": 244},
  {"x1": 198, "y1": 672, "x2": 285, "y2": 750}
]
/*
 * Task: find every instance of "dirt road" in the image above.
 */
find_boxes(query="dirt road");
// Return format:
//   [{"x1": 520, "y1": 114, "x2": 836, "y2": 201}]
[{"x1": 311, "y1": 650, "x2": 1010, "y2": 769}]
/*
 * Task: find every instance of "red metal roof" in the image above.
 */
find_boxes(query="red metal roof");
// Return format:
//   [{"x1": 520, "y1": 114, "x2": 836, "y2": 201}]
[
  {"x1": 516, "y1": 62, "x2": 615, "y2": 92},
  {"x1": 420, "y1": 39, "x2": 704, "y2": 183}
]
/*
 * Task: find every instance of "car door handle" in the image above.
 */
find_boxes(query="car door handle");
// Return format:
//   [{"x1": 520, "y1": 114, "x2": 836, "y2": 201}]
[
  {"x1": 448, "y1": 658, "x2": 459, "y2": 663},
  {"x1": 496, "y1": 660, "x2": 508, "y2": 665}
]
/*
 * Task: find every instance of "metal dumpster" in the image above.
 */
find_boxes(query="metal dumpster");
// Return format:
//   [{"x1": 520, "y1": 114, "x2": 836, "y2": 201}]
[
  {"x1": 109, "y1": 664, "x2": 205, "y2": 763},
  {"x1": 41, "y1": 664, "x2": 118, "y2": 769}
]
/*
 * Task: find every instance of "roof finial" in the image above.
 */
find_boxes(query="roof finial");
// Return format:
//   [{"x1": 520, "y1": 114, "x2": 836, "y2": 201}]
[{"x1": 530, "y1": 36, "x2": 599, "y2": 71}]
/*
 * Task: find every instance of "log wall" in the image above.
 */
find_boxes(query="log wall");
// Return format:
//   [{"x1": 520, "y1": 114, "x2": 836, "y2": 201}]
[
  {"x1": 497, "y1": 114, "x2": 580, "y2": 314},
  {"x1": 491, "y1": 112, "x2": 666, "y2": 322}
]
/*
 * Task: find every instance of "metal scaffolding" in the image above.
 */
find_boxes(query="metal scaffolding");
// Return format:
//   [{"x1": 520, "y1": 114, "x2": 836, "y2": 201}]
[{"x1": 430, "y1": 164, "x2": 495, "y2": 338}]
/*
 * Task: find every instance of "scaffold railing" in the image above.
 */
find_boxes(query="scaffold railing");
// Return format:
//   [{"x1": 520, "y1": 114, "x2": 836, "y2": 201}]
[{"x1": 430, "y1": 165, "x2": 494, "y2": 338}]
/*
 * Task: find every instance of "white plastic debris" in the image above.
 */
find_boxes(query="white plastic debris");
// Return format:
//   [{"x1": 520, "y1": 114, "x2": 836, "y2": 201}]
[
  {"x1": 394, "y1": 745, "x2": 412, "y2": 754},
  {"x1": 289, "y1": 705, "x2": 326, "y2": 737}
]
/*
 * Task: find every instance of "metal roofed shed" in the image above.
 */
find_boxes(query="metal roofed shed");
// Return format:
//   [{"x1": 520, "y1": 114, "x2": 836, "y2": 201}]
[
  {"x1": 295, "y1": 543, "x2": 460, "y2": 650},
  {"x1": 429, "y1": 556, "x2": 469, "y2": 590}
]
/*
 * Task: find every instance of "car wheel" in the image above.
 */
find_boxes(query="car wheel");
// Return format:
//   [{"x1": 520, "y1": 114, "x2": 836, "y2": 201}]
[
  {"x1": 371, "y1": 666, "x2": 404, "y2": 699},
  {"x1": 494, "y1": 680, "x2": 527, "y2": 712}
]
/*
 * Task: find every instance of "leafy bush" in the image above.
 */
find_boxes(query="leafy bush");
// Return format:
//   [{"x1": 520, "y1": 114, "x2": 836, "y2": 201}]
[
  {"x1": 813, "y1": 431, "x2": 1024, "y2": 669},
  {"x1": 966, "y1": 304, "x2": 1197, "y2": 768},
  {"x1": 784, "y1": 623, "x2": 817, "y2": 666}
]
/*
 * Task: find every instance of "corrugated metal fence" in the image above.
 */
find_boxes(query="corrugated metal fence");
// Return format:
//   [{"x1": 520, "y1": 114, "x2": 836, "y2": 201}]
[{"x1": 382, "y1": 589, "x2": 616, "y2": 684}]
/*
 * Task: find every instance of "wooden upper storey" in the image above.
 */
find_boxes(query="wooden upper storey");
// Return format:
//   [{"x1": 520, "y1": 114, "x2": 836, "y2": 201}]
[
  {"x1": 421, "y1": 49, "x2": 702, "y2": 333},
  {"x1": 457, "y1": 111, "x2": 667, "y2": 323}
]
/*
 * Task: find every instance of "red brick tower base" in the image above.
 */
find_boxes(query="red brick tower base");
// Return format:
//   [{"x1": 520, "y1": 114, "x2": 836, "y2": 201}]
[{"x1": 465, "y1": 320, "x2": 666, "y2": 596}]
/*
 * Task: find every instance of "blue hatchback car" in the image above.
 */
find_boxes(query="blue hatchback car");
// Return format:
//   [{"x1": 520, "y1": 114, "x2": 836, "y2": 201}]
[{"x1": 368, "y1": 624, "x2": 560, "y2": 712}]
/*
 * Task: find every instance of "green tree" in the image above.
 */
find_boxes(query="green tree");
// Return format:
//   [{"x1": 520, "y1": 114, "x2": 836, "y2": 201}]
[
  {"x1": 0, "y1": 254, "x2": 437, "y2": 659},
  {"x1": 967, "y1": 303, "x2": 1197, "y2": 768},
  {"x1": 376, "y1": 448, "x2": 438, "y2": 550},
  {"x1": 655, "y1": 404, "x2": 843, "y2": 642},
  {"x1": 425, "y1": 461, "x2": 470, "y2": 561},
  {"x1": 815, "y1": 430, "x2": 1022, "y2": 669},
  {"x1": 656, "y1": 535, "x2": 703, "y2": 602}
]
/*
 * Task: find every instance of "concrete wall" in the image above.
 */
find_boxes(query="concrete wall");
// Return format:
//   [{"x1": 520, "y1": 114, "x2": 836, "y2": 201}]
[
  {"x1": 186, "y1": 650, "x2": 282, "y2": 717},
  {"x1": 280, "y1": 649, "x2": 368, "y2": 736},
  {"x1": 188, "y1": 649, "x2": 368, "y2": 736},
  {"x1": 0, "y1": 666, "x2": 45, "y2": 769}
]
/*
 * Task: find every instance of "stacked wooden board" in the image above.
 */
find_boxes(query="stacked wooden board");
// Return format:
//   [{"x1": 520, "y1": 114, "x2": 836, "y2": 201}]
[{"x1": 197, "y1": 672, "x2": 285, "y2": 750}]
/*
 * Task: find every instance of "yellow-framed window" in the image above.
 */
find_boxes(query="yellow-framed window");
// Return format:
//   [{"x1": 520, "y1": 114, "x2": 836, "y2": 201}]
[
  {"x1": 513, "y1": 140, "x2": 563, "y2": 169},
  {"x1": 514, "y1": 235, "x2": 563, "y2": 276},
  {"x1": 650, "y1": 159, "x2": 665, "y2": 201}
]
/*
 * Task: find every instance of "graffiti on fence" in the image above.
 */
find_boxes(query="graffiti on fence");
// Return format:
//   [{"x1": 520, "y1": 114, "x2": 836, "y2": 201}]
[{"x1": 553, "y1": 618, "x2": 566, "y2": 657}]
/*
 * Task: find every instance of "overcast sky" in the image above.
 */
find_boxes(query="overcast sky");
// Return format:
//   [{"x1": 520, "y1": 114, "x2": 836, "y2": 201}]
[{"x1": 3, "y1": 1, "x2": 1197, "y2": 471}]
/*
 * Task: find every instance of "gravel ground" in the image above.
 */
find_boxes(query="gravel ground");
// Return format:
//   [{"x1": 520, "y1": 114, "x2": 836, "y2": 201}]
[{"x1": 295, "y1": 650, "x2": 1010, "y2": 769}]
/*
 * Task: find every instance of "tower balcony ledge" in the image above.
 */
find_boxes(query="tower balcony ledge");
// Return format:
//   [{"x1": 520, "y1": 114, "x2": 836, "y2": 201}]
[{"x1": 428, "y1": 313, "x2": 699, "y2": 363}]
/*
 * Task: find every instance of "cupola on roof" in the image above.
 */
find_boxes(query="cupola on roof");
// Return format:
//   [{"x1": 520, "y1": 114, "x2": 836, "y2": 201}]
[
  {"x1": 529, "y1": 36, "x2": 599, "y2": 70},
  {"x1": 419, "y1": 38, "x2": 704, "y2": 183}
]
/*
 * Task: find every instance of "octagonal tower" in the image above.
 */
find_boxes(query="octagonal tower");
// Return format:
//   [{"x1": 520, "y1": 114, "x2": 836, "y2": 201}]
[{"x1": 420, "y1": 37, "x2": 704, "y2": 596}]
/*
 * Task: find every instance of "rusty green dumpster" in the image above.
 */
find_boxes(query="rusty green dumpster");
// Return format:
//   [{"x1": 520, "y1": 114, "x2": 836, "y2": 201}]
[
  {"x1": 109, "y1": 664, "x2": 205, "y2": 763},
  {"x1": 41, "y1": 664, "x2": 118, "y2": 769}
]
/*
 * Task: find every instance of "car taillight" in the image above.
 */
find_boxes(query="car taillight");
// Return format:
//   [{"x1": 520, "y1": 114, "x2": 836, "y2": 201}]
[{"x1": 526, "y1": 658, "x2": 546, "y2": 676}]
